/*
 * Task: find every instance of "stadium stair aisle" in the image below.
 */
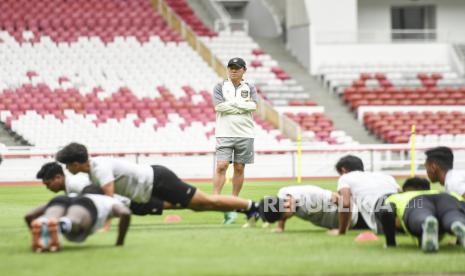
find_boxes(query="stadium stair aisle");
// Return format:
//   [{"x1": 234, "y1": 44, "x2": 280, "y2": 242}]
[{"x1": 0, "y1": 122, "x2": 27, "y2": 146}]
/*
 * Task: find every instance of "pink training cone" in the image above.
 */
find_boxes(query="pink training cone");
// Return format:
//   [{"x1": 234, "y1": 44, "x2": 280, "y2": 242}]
[
  {"x1": 354, "y1": 231, "x2": 379, "y2": 242},
  {"x1": 164, "y1": 214, "x2": 182, "y2": 223}
]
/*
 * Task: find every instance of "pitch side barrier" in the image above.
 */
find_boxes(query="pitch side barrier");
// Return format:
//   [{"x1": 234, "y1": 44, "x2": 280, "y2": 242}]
[{"x1": 1, "y1": 144, "x2": 465, "y2": 183}]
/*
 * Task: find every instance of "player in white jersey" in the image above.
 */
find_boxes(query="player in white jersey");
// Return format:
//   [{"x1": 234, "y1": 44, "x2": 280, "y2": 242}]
[
  {"x1": 332, "y1": 155, "x2": 401, "y2": 236},
  {"x1": 26, "y1": 162, "x2": 145, "y2": 228},
  {"x1": 27, "y1": 187, "x2": 131, "y2": 252},
  {"x1": 36, "y1": 162, "x2": 90, "y2": 195},
  {"x1": 259, "y1": 185, "x2": 365, "y2": 232},
  {"x1": 55, "y1": 143, "x2": 261, "y2": 224},
  {"x1": 425, "y1": 146, "x2": 465, "y2": 199}
]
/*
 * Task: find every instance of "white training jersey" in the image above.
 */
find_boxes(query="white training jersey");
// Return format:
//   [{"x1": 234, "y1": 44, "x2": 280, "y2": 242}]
[
  {"x1": 278, "y1": 185, "x2": 358, "y2": 229},
  {"x1": 64, "y1": 172, "x2": 131, "y2": 207},
  {"x1": 84, "y1": 194, "x2": 125, "y2": 233},
  {"x1": 445, "y1": 170, "x2": 465, "y2": 197},
  {"x1": 337, "y1": 171, "x2": 399, "y2": 233},
  {"x1": 89, "y1": 157, "x2": 154, "y2": 203},
  {"x1": 65, "y1": 172, "x2": 91, "y2": 196}
]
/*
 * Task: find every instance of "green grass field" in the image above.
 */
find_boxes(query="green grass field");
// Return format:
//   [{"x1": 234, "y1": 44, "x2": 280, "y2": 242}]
[{"x1": 1, "y1": 180, "x2": 464, "y2": 276}]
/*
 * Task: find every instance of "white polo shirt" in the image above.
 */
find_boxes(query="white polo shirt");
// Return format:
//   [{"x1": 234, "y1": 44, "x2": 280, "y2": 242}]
[
  {"x1": 278, "y1": 185, "x2": 358, "y2": 229},
  {"x1": 89, "y1": 157, "x2": 154, "y2": 203},
  {"x1": 337, "y1": 171, "x2": 400, "y2": 232},
  {"x1": 84, "y1": 194, "x2": 125, "y2": 233},
  {"x1": 445, "y1": 170, "x2": 465, "y2": 197}
]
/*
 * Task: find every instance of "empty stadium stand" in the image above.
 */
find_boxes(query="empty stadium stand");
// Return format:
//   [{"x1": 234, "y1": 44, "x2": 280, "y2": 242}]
[
  {"x1": 284, "y1": 111, "x2": 355, "y2": 145},
  {"x1": 0, "y1": 0, "x2": 360, "y2": 150},
  {"x1": 363, "y1": 111, "x2": 465, "y2": 144},
  {"x1": 319, "y1": 61, "x2": 465, "y2": 143},
  {"x1": 0, "y1": 0, "x2": 298, "y2": 150}
]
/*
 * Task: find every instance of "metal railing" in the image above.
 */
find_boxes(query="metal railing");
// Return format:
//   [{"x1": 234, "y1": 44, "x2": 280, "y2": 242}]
[
  {"x1": 314, "y1": 29, "x2": 465, "y2": 44},
  {"x1": 3, "y1": 144, "x2": 465, "y2": 182},
  {"x1": 214, "y1": 19, "x2": 249, "y2": 34}
]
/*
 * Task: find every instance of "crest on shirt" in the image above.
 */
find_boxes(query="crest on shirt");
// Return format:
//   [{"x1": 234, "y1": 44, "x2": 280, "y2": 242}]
[{"x1": 241, "y1": 90, "x2": 249, "y2": 98}]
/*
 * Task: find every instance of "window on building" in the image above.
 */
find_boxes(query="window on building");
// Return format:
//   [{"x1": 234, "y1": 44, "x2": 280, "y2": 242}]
[{"x1": 391, "y1": 5, "x2": 436, "y2": 41}]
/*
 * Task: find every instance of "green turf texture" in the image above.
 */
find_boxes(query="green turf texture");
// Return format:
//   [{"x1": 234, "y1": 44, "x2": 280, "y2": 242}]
[{"x1": 1, "y1": 180, "x2": 464, "y2": 276}]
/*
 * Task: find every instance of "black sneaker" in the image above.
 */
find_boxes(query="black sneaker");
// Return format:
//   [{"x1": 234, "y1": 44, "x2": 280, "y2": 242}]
[{"x1": 242, "y1": 202, "x2": 260, "y2": 228}]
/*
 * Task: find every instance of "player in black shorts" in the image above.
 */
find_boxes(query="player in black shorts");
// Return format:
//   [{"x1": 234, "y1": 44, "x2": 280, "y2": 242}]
[
  {"x1": 55, "y1": 143, "x2": 261, "y2": 225},
  {"x1": 33, "y1": 161, "x2": 173, "y2": 218}
]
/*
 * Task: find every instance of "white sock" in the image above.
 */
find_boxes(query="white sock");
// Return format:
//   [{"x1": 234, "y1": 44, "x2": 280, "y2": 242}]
[
  {"x1": 59, "y1": 217, "x2": 72, "y2": 233},
  {"x1": 246, "y1": 200, "x2": 253, "y2": 211}
]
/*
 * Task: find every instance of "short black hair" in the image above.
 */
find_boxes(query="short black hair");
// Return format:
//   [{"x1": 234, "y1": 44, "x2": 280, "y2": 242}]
[
  {"x1": 36, "y1": 162, "x2": 64, "y2": 180},
  {"x1": 335, "y1": 155, "x2": 364, "y2": 174},
  {"x1": 402, "y1": 177, "x2": 430, "y2": 191},
  {"x1": 259, "y1": 196, "x2": 285, "y2": 223},
  {"x1": 425, "y1": 146, "x2": 453, "y2": 171},
  {"x1": 56, "y1": 142, "x2": 89, "y2": 164},
  {"x1": 81, "y1": 185, "x2": 104, "y2": 195}
]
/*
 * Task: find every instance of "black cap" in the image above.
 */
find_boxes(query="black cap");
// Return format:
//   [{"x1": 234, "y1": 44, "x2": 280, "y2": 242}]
[{"x1": 227, "y1": 57, "x2": 246, "y2": 68}]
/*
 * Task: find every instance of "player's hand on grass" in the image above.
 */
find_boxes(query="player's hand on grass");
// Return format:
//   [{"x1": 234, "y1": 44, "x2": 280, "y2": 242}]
[
  {"x1": 98, "y1": 219, "x2": 112, "y2": 233},
  {"x1": 327, "y1": 229, "x2": 340, "y2": 236},
  {"x1": 272, "y1": 227, "x2": 284, "y2": 233}
]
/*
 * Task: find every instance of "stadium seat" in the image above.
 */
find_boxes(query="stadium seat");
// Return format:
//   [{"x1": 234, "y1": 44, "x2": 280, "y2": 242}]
[
  {"x1": 284, "y1": 112, "x2": 355, "y2": 145},
  {"x1": 363, "y1": 111, "x2": 465, "y2": 144}
]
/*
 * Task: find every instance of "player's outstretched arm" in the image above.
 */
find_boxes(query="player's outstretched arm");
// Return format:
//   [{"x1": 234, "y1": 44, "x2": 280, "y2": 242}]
[
  {"x1": 337, "y1": 188, "x2": 352, "y2": 235},
  {"x1": 377, "y1": 203, "x2": 397, "y2": 247},
  {"x1": 112, "y1": 204, "x2": 131, "y2": 246},
  {"x1": 24, "y1": 204, "x2": 47, "y2": 229}
]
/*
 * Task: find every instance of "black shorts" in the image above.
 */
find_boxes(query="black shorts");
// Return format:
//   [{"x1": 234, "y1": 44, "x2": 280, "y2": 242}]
[
  {"x1": 151, "y1": 165, "x2": 197, "y2": 208},
  {"x1": 130, "y1": 197, "x2": 164, "y2": 215},
  {"x1": 373, "y1": 193, "x2": 397, "y2": 234},
  {"x1": 352, "y1": 212, "x2": 369, "y2": 230},
  {"x1": 46, "y1": 195, "x2": 74, "y2": 209},
  {"x1": 72, "y1": 197, "x2": 98, "y2": 228}
]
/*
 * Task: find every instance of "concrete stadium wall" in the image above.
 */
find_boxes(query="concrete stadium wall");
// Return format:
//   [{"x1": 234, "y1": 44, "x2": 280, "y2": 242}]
[
  {"x1": 358, "y1": 0, "x2": 465, "y2": 41},
  {"x1": 287, "y1": 25, "x2": 310, "y2": 69},
  {"x1": 310, "y1": 43, "x2": 451, "y2": 74},
  {"x1": 307, "y1": 0, "x2": 358, "y2": 32},
  {"x1": 244, "y1": 0, "x2": 281, "y2": 38},
  {"x1": 285, "y1": 0, "x2": 311, "y2": 69},
  {"x1": 286, "y1": 0, "x2": 465, "y2": 74}
]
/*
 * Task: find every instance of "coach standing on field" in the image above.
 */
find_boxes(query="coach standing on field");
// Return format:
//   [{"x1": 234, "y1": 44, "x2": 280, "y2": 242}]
[{"x1": 213, "y1": 57, "x2": 258, "y2": 225}]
